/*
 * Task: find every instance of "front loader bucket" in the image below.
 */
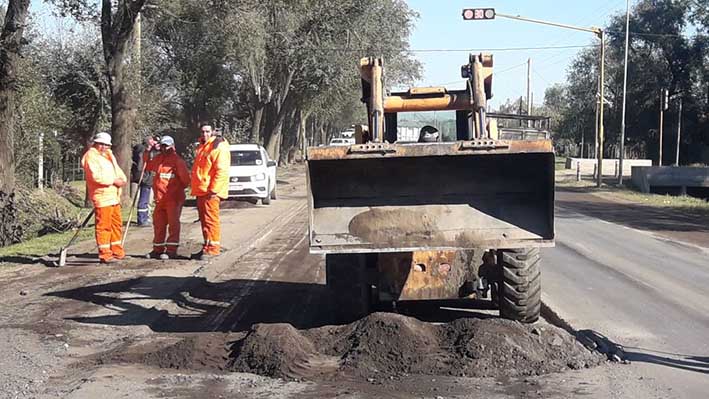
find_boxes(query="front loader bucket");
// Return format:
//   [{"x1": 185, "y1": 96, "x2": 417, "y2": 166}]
[{"x1": 306, "y1": 140, "x2": 555, "y2": 254}]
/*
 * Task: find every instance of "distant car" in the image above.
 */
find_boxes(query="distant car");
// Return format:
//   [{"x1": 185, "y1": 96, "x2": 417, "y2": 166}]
[
  {"x1": 329, "y1": 137, "x2": 355, "y2": 146},
  {"x1": 228, "y1": 144, "x2": 277, "y2": 205}
]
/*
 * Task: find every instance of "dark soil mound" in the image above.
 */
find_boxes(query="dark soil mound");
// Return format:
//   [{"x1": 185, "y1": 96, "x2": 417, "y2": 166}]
[
  {"x1": 229, "y1": 313, "x2": 604, "y2": 380},
  {"x1": 229, "y1": 323, "x2": 335, "y2": 379},
  {"x1": 440, "y1": 318, "x2": 596, "y2": 377},
  {"x1": 93, "y1": 335, "x2": 228, "y2": 372},
  {"x1": 318, "y1": 313, "x2": 446, "y2": 376},
  {"x1": 86, "y1": 314, "x2": 603, "y2": 381}
]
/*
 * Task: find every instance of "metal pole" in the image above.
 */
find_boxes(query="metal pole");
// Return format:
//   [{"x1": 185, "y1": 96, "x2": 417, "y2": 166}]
[
  {"x1": 597, "y1": 30, "x2": 606, "y2": 187},
  {"x1": 618, "y1": 0, "x2": 630, "y2": 184},
  {"x1": 659, "y1": 92, "x2": 664, "y2": 166},
  {"x1": 496, "y1": 13, "x2": 599, "y2": 33},
  {"x1": 594, "y1": 77, "x2": 599, "y2": 159},
  {"x1": 38, "y1": 132, "x2": 44, "y2": 190},
  {"x1": 527, "y1": 58, "x2": 532, "y2": 126},
  {"x1": 675, "y1": 98, "x2": 682, "y2": 166},
  {"x1": 580, "y1": 119, "x2": 585, "y2": 158}
]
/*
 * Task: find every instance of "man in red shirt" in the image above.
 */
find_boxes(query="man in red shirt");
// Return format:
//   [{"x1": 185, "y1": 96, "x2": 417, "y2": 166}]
[{"x1": 143, "y1": 135, "x2": 190, "y2": 260}]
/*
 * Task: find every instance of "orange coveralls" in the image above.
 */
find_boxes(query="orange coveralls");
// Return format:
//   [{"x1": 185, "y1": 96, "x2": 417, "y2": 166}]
[
  {"x1": 145, "y1": 151, "x2": 190, "y2": 255},
  {"x1": 81, "y1": 147, "x2": 127, "y2": 262},
  {"x1": 190, "y1": 136, "x2": 231, "y2": 255}
]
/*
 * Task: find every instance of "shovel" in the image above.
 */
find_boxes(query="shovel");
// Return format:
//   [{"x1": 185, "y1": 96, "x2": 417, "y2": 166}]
[{"x1": 57, "y1": 209, "x2": 95, "y2": 267}]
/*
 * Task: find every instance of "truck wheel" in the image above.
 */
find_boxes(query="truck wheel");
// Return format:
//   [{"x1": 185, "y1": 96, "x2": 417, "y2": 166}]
[
  {"x1": 326, "y1": 253, "x2": 371, "y2": 324},
  {"x1": 270, "y1": 184, "x2": 277, "y2": 200},
  {"x1": 497, "y1": 248, "x2": 541, "y2": 323}
]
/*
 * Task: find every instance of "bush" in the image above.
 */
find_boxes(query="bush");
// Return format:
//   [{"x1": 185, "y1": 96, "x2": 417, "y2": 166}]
[
  {"x1": 0, "y1": 191, "x2": 23, "y2": 247},
  {"x1": 13, "y1": 185, "x2": 84, "y2": 242}
]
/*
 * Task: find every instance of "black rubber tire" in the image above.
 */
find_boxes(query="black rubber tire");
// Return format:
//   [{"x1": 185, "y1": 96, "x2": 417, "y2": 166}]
[
  {"x1": 497, "y1": 248, "x2": 541, "y2": 323},
  {"x1": 262, "y1": 182, "x2": 271, "y2": 205},
  {"x1": 326, "y1": 253, "x2": 371, "y2": 324}
]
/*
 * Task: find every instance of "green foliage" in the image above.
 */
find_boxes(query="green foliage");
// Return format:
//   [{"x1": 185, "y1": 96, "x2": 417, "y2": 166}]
[{"x1": 545, "y1": 0, "x2": 709, "y2": 164}]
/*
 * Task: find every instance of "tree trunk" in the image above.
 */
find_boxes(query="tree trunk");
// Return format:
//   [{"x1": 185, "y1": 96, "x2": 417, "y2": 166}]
[
  {"x1": 101, "y1": 0, "x2": 146, "y2": 203},
  {"x1": 250, "y1": 105, "x2": 264, "y2": 144},
  {"x1": 107, "y1": 58, "x2": 137, "y2": 202},
  {"x1": 0, "y1": 0, "x2": 31, "y2": 194}
]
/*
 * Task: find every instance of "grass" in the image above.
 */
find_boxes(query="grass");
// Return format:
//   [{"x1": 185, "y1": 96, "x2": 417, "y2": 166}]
[
  {"x1": 0, "y1": 191, "x2": 140, "y2": 260},
  {"x1": 0, "y1": 228, "x2": 94, "y2": 258},
  {"x1": 555, "y1": 170, "x2": 709, "y2": 216},
  {"x1": 554, "y1": 156, "x2": 567, "y2": 171}
]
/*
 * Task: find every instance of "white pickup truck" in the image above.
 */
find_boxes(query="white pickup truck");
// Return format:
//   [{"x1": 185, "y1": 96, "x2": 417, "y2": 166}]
[{"x1": 227, "y1": 144, "x2": 277, "y2": 205}]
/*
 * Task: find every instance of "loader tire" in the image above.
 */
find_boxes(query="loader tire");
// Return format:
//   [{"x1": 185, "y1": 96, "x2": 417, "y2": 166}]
[
  {"x1": 326, "y1": 253, "x2": 371, "y2": 324},
  {"x1": 498, "y1": 248, "x2": 541, "y2": 323}
]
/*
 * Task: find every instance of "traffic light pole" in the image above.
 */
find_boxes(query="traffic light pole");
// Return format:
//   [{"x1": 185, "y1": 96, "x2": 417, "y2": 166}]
[{"x1": 492, "y1": 13, "x2": 606, "y2": 186}]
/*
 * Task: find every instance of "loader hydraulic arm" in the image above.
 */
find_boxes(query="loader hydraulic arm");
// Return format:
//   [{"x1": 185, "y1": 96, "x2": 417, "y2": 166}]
[{"x1": 359, "y1": 53, "x2": 493, "y2": 143}]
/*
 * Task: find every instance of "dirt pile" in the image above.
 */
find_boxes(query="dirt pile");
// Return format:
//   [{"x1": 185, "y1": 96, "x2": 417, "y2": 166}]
[
  {"x1": 229, "y1": 323, "x2": 336, "y2": 379},
  {"x1": 229, "y1": 313, "x2": 603, "y2": 380},
  {"x1": 92, "y1": 335, "x2": 229, "y2": 372}
]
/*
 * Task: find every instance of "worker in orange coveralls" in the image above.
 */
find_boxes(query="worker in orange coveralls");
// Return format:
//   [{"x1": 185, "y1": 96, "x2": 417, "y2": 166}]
[
  {"x1": 81, "y1": 132, "x2": 128, "y2": 264},
  {"x1": 144, "y1": 135, "x2": 190, "y2": 260},
  {"x1": 190, "y1": 124, "x2": 230, "y2": 260}
]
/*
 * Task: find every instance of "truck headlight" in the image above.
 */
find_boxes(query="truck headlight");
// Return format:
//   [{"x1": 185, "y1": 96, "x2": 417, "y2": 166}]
[{"x1": 254, "y1": 173, "x2": 266, "y2": 181}]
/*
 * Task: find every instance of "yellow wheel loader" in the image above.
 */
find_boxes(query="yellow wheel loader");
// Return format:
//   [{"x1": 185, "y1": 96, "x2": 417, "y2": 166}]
[{"x1": 307, "y1": 54, "x2": 554, "y2": 324}]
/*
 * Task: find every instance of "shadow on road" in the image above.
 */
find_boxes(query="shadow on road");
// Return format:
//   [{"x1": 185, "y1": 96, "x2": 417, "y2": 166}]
[
  {"x1": 625, "y1": 351, "x2": 709, "y2": 375},
  {"x1": 576, "y1": 329, "x2": 709, "y2": 375},
  {"x1": 47, "y1": 276, "x2": 334, "y2": 333},
  {"x1": 555, "y1": 192, "x2": 709, "y2": 235},
  {"x1": 46, "y1": 276, "x2": 503, "y2": 333}
]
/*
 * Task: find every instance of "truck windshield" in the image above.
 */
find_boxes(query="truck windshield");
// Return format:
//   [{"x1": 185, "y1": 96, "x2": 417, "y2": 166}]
[{"x1": 231, "y1": 150, "x2": 262, "y2": 166}]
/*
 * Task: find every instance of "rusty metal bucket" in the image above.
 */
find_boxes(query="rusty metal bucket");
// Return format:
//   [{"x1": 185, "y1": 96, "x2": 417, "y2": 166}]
[{"x1": 306, "y1": 140, "x2": 555, "y2": 254}]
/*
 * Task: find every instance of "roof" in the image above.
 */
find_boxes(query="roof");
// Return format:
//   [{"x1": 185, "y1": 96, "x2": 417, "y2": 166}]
[{"x1": 229, "y1": 144, "x2": 261, "y2": 151}]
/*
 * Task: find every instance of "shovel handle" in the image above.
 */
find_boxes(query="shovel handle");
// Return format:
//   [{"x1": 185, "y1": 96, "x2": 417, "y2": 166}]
[
  {"x1": 121, "y1": 160, "x2": 148, "y2": 246},
  {"x1": 65, "y1": 209, "x2": 95, "y2": 249}
]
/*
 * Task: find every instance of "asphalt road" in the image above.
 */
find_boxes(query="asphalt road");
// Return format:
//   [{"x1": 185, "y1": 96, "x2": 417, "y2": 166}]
[{"x1": 543, "y1": 190, "x2": 709, "y2": 398}]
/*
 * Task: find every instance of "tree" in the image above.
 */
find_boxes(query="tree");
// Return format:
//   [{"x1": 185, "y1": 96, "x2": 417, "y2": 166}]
[
  {"x1": 0, "y1": 0, "x2": 31, "y2": 194},
  {"x1": 101, "y1": 0, "x2": 148, "y2": 201}
]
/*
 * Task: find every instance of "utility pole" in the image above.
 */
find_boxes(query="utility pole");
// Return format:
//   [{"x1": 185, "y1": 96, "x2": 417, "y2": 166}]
[
  {"x1": 597, "y1": 29, "x2": 606, "y2": 187},
  {"x1": 579, "y1": 118, "x2": 585, "y2": 158},
  {"x1": 527, "y1": 58, "x2": 532, "y2": 127},
  {"x1": 659, "y1": 89, "x2": 667, "y2": 166},
  {"x1": 38, "y1": 131, "x2": 44, "y2": 190},
  {"x1": 594, "y1": 77, "x2": 599, "y2": 160},
  {"x1": 675, "y1": 97, "x2": 682, "y2": 166},
  {"x1": 134, "y1": 12, "x2": 142, "y2": 95},
  {"x1": 618, "y1": 0, "x2": 631, "y2": 184}
]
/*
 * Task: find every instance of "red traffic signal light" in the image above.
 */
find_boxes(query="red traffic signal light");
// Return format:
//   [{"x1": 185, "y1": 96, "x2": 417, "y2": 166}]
[{"x1": 462, "y1": 8, "x2": 495, "y2": 20}]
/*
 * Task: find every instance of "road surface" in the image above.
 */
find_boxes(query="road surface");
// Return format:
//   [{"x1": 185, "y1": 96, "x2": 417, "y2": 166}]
[{"x1": 544, "y1": 188, "x2": 709, "y2": 398}]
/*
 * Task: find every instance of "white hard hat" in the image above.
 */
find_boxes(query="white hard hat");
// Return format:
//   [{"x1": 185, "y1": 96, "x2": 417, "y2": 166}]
[
  {"x1": 160, "y1": 135, "x2": 175, "y2": 147},
  {"x1": 93, "y1": 132, "x2": 112, "y2": 146}
]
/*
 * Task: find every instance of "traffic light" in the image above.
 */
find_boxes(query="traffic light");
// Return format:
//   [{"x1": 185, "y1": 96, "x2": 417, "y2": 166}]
[
  {"x1": 462, "y1": 8, "x2": 495, "y2": 21},
  {"x1": 662, "y1": 89, "x2": 669, "y2": 111}
]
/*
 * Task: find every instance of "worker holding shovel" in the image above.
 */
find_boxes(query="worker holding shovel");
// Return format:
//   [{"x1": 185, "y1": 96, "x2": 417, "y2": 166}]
[
  {"x1": 143, "y1": 136, "x2": 190, "y2": 260},
  {"x1": 81, "y1": 132, "x2": 128, "y2": 264}
]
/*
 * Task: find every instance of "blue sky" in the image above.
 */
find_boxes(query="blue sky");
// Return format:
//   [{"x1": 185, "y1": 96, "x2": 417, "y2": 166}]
[{"x1": 405, "y1": 0, "x2": 630, "y2": 109}]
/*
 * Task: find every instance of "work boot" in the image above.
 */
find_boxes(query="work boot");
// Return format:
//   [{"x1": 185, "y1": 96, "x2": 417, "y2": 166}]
[
  {"x1": 159, "y1": 252, "x2": 178, "y2": 260},
  {"x1": 191, "y1": 250, "x2": 217, "y2": 261},
  {"x1": 99, "y1": 257, "x2": 118, "y2": 265},
  {"x1": 146, "y1": 251, "x2": 162, "y2": 259}
]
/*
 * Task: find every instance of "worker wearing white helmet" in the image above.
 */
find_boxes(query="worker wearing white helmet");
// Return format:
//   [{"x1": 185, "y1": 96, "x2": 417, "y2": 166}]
[{"x1": 81, "y1": 132, "x2": 128, "y2": 264}]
